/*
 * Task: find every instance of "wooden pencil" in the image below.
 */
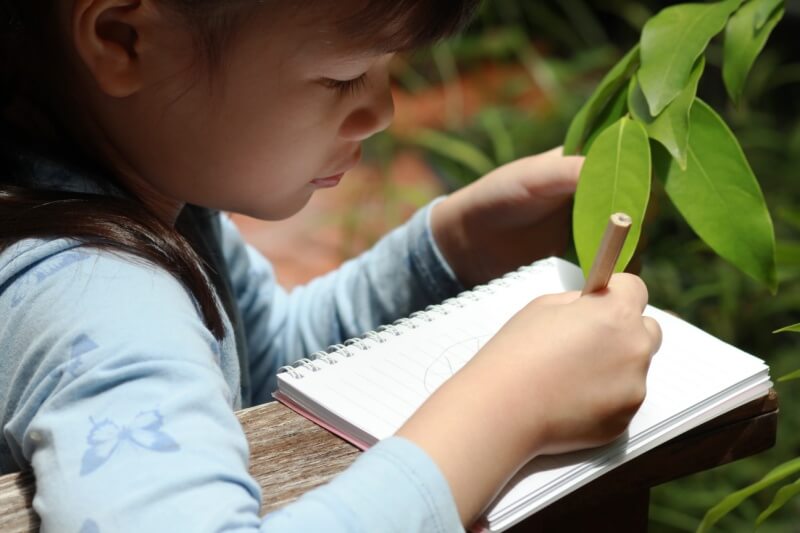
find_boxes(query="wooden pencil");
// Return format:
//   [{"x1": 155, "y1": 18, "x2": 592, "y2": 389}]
[{"x1": 582, "y1": 213, "x2": 632, "y2": 295}]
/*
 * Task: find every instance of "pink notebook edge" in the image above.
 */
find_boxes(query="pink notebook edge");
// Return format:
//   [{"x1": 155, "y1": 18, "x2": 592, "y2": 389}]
[{"x1": 273, "y1": 391, "x2": 373, "y2": 451}]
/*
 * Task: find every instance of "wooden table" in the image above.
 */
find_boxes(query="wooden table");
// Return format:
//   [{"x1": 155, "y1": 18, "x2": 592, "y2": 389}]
[{"x1": 0, "y1": 390, "x2": 778, "y2": 532}]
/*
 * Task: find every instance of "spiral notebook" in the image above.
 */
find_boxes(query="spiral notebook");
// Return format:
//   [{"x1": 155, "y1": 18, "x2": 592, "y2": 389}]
[{"x1": 274, "y1": 257, "x2": 772, "y2": 532}]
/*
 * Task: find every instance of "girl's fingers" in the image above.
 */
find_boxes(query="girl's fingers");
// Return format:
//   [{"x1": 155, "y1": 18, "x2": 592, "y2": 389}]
[
  {"x1": 540, "y1": 146, "x2": 584, "y2": 183},
  {"x1": 535, "y1": 290, "x2": 582, "y2": 306},
  {"x1": 604, "y1": 273, "x2": 650, "y2": 313},
  {"x1": 642, "y1": 316, "x2": 663, "y2": 356},
  {"x1": 506, "y1": 147, "x2": 583, "y2": 198}
]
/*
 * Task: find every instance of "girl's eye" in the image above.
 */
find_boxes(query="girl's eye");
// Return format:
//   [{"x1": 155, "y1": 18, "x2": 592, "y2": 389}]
[{"x1": 319, "y1": 74, "x2": 369, "y2": 96}]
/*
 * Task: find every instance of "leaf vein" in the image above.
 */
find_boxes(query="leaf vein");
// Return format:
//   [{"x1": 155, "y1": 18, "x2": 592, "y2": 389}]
[
  {"x1": 612, "y1": 120, "x2": 625, "y2": 211},
  {"x1": 688, "y1": 146, "x2": 727, "y2": 208}
]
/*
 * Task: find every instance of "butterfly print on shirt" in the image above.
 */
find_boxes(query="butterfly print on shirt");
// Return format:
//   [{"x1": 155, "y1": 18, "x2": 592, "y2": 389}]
[
  {"x1": 80, "y1": 410, "x2": 180, "y2": 477},
  {"x1": 67, "y1": 335, "x2": 99, "y2": 377}
]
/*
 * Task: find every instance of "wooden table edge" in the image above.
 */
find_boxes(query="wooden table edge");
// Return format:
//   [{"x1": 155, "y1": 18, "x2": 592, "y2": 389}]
[{"x1": 0, "y1": 389, "x2": 779, "y2": 532}]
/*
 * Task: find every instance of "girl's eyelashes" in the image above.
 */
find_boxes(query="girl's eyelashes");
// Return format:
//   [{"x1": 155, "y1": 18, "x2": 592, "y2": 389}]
[{"x1": 319, "y1": 74, "x2": 369, "y2": 96}]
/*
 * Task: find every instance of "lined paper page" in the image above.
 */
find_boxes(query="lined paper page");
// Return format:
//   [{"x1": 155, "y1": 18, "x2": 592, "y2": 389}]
[{"x1": 281, "y1": 258, "x2": 584, "y2": 441}]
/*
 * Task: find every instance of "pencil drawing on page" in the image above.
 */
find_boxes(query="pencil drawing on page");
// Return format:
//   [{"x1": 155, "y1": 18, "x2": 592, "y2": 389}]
[{"x1": 423, "y1": 335, "x2": 492, "y2": 392}]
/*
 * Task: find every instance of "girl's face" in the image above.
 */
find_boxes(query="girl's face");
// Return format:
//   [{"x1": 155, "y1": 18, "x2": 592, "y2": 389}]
[{"x1": 72, "y1": 2, "x2": 395, "y2": 223}]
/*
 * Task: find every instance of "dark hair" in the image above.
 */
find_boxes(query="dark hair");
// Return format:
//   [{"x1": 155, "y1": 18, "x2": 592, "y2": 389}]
[{"x1": 0, "y1": 0, "x2": 480, "y2": 339}]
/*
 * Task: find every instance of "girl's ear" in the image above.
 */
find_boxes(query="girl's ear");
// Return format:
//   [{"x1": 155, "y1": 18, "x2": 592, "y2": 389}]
[{"x1": 71, "y1": 0, "x2": 151, "y2": 98}]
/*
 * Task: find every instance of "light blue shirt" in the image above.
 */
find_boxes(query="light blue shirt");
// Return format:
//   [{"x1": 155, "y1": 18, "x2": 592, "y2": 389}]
[{"x1": 0, "y1": 159, "x2": 465, "y2": 532}]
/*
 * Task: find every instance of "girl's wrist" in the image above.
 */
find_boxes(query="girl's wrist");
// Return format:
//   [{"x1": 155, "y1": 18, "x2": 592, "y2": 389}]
[
  {"x1": 456, "y1": 354, "x2": 548, "y2": 464},
  {"x1": 397, "y1": 357, "x2": 546, "y2": 525},
  {"x1": 430, "y1": 194, "x2": 476, "y2": 287}
]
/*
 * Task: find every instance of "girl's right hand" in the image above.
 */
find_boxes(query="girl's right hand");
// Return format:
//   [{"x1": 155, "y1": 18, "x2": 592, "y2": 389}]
[
  {"x1": 397, "y1": 273, "x2": 662, "y2": 525},
  {"x1": 473, "y1": 272, "x2": 663, "y2": 455}
]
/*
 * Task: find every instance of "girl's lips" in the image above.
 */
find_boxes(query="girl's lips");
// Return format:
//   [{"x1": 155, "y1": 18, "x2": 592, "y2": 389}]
[
  {"x1": 311, "y1": 173, "x2": 345, "y2": 188},
  {"x1": 312, "y1": 147, "x2": 362, "y2": 188}
]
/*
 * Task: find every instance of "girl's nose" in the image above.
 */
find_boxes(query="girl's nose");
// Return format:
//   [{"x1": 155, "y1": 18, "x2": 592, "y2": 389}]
[{"x1": 338, "y1": 86, "x2": 395, "y2": 142}]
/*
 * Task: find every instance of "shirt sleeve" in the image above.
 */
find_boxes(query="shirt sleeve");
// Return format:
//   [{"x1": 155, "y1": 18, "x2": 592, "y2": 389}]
[
  {"x1": 1, "y1": 246, "x2": 462, "y2": 533},
  {"x1": 220, "y1": 198, "x2": 465, "y2": 403}
]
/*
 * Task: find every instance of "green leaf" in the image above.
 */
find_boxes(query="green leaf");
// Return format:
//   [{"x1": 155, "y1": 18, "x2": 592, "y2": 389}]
[
  {"x1": 407, "y1": 128, "x2": 495, "y2": 176},
  {"x1": 573, "y1": 117, "x2": 651, "y2": 277},
  {"x1": 564, "y1": 45, "x2": 640, "y2": 155},
  {"x1": 753, "y1": 0, "x2": 783, "y2": 30},
  {"x1": 582, "y1": 85, "x2": 629, "y2": 155},
  {"x1": 723, "y1": 0, "x2": 785, "y2": 104},
  {"x1": 778, "y1": 368, "x2": 800, "y2": 382},
  {"x1": 698, "y1": 457, "x2": 800, "y2": 532},
  {"x1": 655, "y1": 100, "x2": 777, "y2": 292},
  {"x1": 639, "y1": 0, "x2": 742, "y2": 116},
  {"x1": 630, "y1": 56, "x2": 705, "y2": 169},
  {"x1": 479, "y1": 110, "x2": 515, "y2": 165},
  {"x1": 757, "y1": 476, "x2": 800, "y2": 525},
  {"x1": 774, "y1": 323, "x2": 800, "y2": 334}
]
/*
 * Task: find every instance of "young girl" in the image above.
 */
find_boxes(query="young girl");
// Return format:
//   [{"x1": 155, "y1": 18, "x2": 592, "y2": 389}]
[{"x1": 0, "y1": 1, "x2": 662, "y2": 531}]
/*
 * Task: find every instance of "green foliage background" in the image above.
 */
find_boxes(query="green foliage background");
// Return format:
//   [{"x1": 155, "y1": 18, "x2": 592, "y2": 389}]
[{"x1": 369, "y1": 0, "x2": 800, "y2": 530}]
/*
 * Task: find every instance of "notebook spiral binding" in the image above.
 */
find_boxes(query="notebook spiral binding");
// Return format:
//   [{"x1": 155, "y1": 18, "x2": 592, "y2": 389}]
[{"x1": 277, "y1": 262, "x2": 550, "y2": 380}]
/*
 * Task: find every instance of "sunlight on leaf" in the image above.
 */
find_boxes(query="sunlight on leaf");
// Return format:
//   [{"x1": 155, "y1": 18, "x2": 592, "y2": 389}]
[
  {"x1": 630, "y1": 57, "x2": 705, "y2": 169},
  {"x1": 698, "y1": 457, "x2": 800, "y2": 532},
  {"x1": 777, "y1": 368, "x2": 800, "y2": 383},
  {"x1": 639, "y1": 0, "x2": 741, "y2": 116},
  {"x1": 564, "y1": 45, "x2": 640, "y2": 155},
  {"x1": 773, "y1": 323, "x2": 800, "y2": 334},
  {"x1": 573, "y1": 117, "x2": 651, "y2": 277},
  {"x1": 655, "y1": 100, "x2": 777, "y2": 292},
  {"x1": 723, "y1": 0, "x2": 785, "y2": 104}
]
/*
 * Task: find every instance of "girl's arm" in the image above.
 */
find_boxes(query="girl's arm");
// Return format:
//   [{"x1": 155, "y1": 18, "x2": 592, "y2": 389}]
[
  {"x1": 0, "y1": 244, "x2": 461, "y2": 533},
  {"x1": 219, "y1": 200, "x2": 464, "y2": 404},
  {"x1": 1, "y1": 241, "x2": 659, "y2": 532}
]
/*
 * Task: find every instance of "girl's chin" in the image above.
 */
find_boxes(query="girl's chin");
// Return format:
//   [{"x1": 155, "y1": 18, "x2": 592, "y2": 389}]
[{"x1": 233, "y1": 190, "x2": 316, "y2": 221}]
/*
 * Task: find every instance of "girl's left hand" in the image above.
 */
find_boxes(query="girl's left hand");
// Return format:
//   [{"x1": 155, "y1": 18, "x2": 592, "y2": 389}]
[{"x1": 431, "y1": 147, "x2": 584, "y2": 288}]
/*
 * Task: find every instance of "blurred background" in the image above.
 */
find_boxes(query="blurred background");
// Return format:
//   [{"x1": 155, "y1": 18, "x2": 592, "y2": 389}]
[{"x1": 231, "y1": 1, "x2": 800, "y2": 529}]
